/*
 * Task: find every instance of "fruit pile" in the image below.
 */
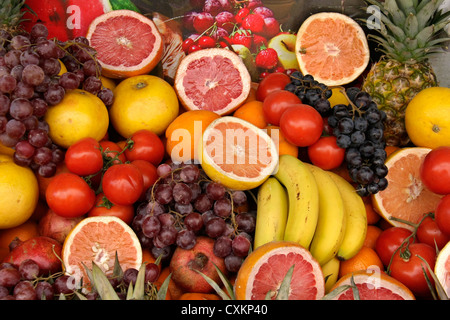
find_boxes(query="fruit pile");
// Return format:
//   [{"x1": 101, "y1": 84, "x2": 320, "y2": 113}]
[{"x1": 0, "y1": 0, "x2": 450, "y2": 302}]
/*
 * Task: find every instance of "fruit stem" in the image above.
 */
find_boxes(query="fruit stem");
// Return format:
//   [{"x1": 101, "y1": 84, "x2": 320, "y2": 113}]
[{"x1": 338, "y1": 87, "x2": 365, "y2": 119}]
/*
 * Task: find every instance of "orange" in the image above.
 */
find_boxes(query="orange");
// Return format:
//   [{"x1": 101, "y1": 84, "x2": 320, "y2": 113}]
[
  {"x1": 174, "y1": 48, "x2": 252, "y2": 116},
  {"x1": 100, "y1": 76, "x2": 117, "y2": 92},
  {"x1": 364, "y1": 200, "x2": 381, "y2": 225},
  {"x1": 155, "y1": 266, "x2": 184, "y2": 300},
  {"x1": 199, "y1": 116, "x2": 278, "y2": 190},
  {"x1": 244, "y1": 83, "x2": 258, "y2": 103},
  {"x1": 178, "y1": 293, "x2": 221, "y2": 300},
  {"x1": 0, "y1": 220, "x2": 39, "y2": 249},
  {"x1": 372, "y1": 147, "x2": 443, "y2": 231},
  {"x1": 434, "y1": 241, "x2": 450, "y2": 297},
  {"x1": 265, "y1": 124, "x2": 298, "y2": 158},
  {"x1": 363, "y1": 225, "x2": 383, "y2": 250},
  {"x1": 110, "y1": 75, "x2": 179, "y2": 138},
  {"x1": 233, "y1": 100, "x2": 267, "y2": 129},
  {"x1": 330, "y1": 270, "x2": 415, "y2": 300},
  {"x1": 295, "y1": 12, "x2": 370, "y2": 86},
  {"x1": 405, "y1": 87, "x2": 450, "y2": 149},
  {"x1": 339, "y1": 246, "x2": 384, "y2": 278},
  {"x1": 86, "y1": 10, "x2": 163, "y2": 79},
  {"x1": 385, "y1": 145, "x2": 399, "y2": 158},
  {"x1": 62, "y1": 216, "x2": 142, "y2": 288},
  {"x1": 0, "y1": 154, "x2": 39, "y2": 229},
  {"x1": 36, "y1": 162, "x2": 70, "y2": 200},
  {"x1": 165, "y1": 110, "x2": 220, "y2": 163},
  {"x1": 234, "y1": 241, "x2": 325, "y2": 300},
  {"x1": 44, "y1": 89, "x2": 109, "y2": 149}
]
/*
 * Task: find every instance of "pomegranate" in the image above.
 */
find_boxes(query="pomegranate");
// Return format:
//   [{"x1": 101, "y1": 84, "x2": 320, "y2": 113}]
[
  {"x1": 38, "y1": 209, "x2": 83, "y2": 244},
  {"x1": 3, "y1": 236, "x2": 62, "y2": 275},
  {"x1": 170, "y1": 236, "x2": 227, "y2": 293}
]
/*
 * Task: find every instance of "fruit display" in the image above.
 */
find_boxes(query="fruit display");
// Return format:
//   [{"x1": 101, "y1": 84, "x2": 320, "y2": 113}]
[{"x1": 0, "y1": 0, "x2": 449, "y2": 303}]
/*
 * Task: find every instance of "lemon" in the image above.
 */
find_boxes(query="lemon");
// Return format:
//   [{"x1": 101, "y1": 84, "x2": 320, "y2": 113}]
[
  {"x1": 44, "y1": 89, "x2": 109, "y2": 149},
  {"x1": 0, "y1": 154, "x2": 39, "y2": 229},
  {"x1": 405, "y1": 87, "x2": 450, "y2": 149},
  {"x1": 110, "y1": 75, "x2": 179, "y2": 138},
  {"x1": 328, "y1": 86, "x2": 349, "y2": 107}
]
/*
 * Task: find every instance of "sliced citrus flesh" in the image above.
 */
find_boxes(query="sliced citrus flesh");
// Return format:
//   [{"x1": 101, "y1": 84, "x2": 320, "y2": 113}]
[
  {"x1": 174, "y1": 48, "x2": 251, "y2": 116},
  {"x1": 86, "y1": 10, "x2": 163, "y2": 79},
  {"x1": 435, "y1": 241, "x2": 450, "y2": 297},
  {"x1": 372, "y1": 147, "x2": 443, "y2": 230},
  {"x1": 200, "y1": 116, "x2": 278, "y2": 190},
  {"x1": 330, "y1": 269, "x2": 415, "y2": 300},
  {"x1": 62, "y1": 216, "x2": 142, "y2": 287},
  {"x1": 234, "y1": 241, "x2": 325, "y2": 300},
  {"x1": 295, "y1": 12, "x2": 369, "y2": 86}
]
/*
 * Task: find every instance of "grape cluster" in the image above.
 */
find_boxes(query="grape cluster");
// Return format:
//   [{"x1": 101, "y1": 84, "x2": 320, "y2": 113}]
[
  {"x1": 0, "y1": 23, "x2": 113, "y2": 177},
  {"x1": 132, "y1": 162, "x2": 255, "y2": 273},
  {"x1": 326, "y1": 87, "x2": 388, "y2": 196},
  {"x1": 284, "y1": 71, "x2": 333, "y2": 117}
]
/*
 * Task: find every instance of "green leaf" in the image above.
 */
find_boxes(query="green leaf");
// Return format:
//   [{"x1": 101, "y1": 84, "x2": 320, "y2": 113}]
[
  {"x1": 404, "y1": 13, "x2": 419, "y2": 37},
  {"x1": 417, "y1": 255, "x2": 448, "y2": 300},
  {"x1": 276, "y1": 264, "x2": 294, "y2": 300},
  {"x1": 194, "y1": 269, "x2": 231, "y2": 300},
  {"x1": 350, "y1": 274, "x2": 360, "y2": 300},
  {"x1": 112, "y1": 252, "x2": 124, "y2": 279},
  {"x1": 416, "y1": 0, "x2": 440, "y2": 29},
  {"x1": 213, "y1": 263, "x2": 235, "y2": 300},
  {"x1": 321, "y1": 284, "x2": 354, "y2": 300},
  {"x1": 131, "y1": 264, "x2": 146, "y2": 300},
  {"x1": 74, "y1": 291, "x2": 88, "y2": 300},
  {"x1": 91, "y1": 262, "x2": 120, "y2": 300},
  {"x1": 384, "y1": 0, "x2": 407, "y2": 27},
  {"x1": 156, "y1": 273, "x2": 172, "y2": 300}
]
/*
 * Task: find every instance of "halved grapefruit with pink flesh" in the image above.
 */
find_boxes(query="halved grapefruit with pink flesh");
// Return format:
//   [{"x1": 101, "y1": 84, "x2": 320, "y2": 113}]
[
  {"x1": 86, "y1": 10, "x2": 163, "y2": 79},
  {"x1": 174, "y1": 48, "x2": 252, "y2": 116},
  {"x1": 435, "y1": 241, "x2": 450, "y2": 298},
  {"x1": 234, "y1": 241, "x2": 325, "y2": 300},
  {"x1": 295, "y1": 12, "x2": 370, "y2": 86},
  {"x1": 329, "y1": 269, "x2": 415, "y2": 300}
]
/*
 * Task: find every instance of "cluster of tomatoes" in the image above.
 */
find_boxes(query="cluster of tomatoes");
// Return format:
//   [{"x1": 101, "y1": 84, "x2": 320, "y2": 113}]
[
  {"x1": 375, "y1": 146, "x2": 450, "y2": 299},
  {"x1": 256, "y1": 72, "x2": 345, "y2": 170},
  {"x1": 44, "y1": 130, "x2": 165, "y2": 224}
]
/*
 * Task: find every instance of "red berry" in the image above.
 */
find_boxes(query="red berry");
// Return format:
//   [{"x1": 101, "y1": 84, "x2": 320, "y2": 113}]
[
  {"x1": 235, "y1": 7, "x2": 250, "y2": 25},
  {"x1": 188, "y1": 44, "x2": 203, "y2": 54},
  {"x1": 230, "y1": 30, "x2": 253, "y2": 49},
  {"x1": 252, "y1": 34, "x2": 268, "y2": 51},
  {"x1": 242, "y1": 14, "x2": 265, "y2": 33},
  {"x1": 182, "y1": 38, "x2": 195, "y2": 54},
  {"x1": 255, "y1": 48, "x2": 278, "y2": 70},
  {"x1": 263, "y1": 17, "x2": 280, "y2": 38},
  {"x1": 193, "y1": 12, "x2": 214, "y2": 33},
  {"x1": 198, "y1": 35, "x2": 216, "y2": 49}
]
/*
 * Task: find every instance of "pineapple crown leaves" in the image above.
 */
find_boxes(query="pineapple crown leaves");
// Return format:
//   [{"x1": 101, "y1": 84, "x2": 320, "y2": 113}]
[
  {"x1": 363, "y1": 0, "x2": 450, "y2": 62},
  {"x1": 0, "y1": 0, "x2": 33, "y2": 29}
]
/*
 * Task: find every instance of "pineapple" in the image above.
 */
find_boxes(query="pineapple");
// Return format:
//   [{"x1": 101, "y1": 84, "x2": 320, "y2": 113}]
[
  {"x1": 362, "y1": 0, "x2": 450, "y2": 146},
  {"x1": 0, "y1": 0, "x2": 26, "y2": 34}
]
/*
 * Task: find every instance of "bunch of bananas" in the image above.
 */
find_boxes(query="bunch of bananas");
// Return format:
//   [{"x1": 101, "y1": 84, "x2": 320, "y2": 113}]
[{"x1": 254, "y1": 154, "x2": 368, "y2": 282}]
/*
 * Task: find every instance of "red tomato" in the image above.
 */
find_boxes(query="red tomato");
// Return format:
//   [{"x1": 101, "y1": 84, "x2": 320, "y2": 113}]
[
  {"x1": 435, "y1": 194, "x2": 450, "y2": 236},
  {"x1": 45, "y1": 172, "x2": 96, "y2": 218},
  {"x1": 256, "y1": 72, "x2": 291, "y2": 101},
  {"x1": 262, "y1": 90, "x2": 302, "y2": 126},
  {"x1": 416, "y1": 215, "x2": 450, "y2": 250},
  {"x1": 279, "y1": 104, "x2": 323, "y2": 147},
  {"x1": 64, "y1": 137, "x2": 103, "y2": 176},
  {"x1": 307, "y1": 136, "x2": 345, "y2": 170},
  {"x1": 131, "y1": 159, "x2": 159, "y2": 200},
  {"x1": 419, "y1": 146, "x2": 450, "y2": 195},
  {"x1": 102, "y1": 163, "x2": 144, "y2": 206},
  {"x1": 375, "y1": 227, "x2": 414, "y2": 267},
  {"x1": 99, "y1": 140, "x2": 127, "y2": 165},
  {"x1": 88, "y1": 193, "x2": 134, "y2": 225},
  {"x1": 124, "y1": 130, "x2": 165, "y2": 166},
  {"x1": 390, "y1": 243, "x2": 436, "y2": 298}
]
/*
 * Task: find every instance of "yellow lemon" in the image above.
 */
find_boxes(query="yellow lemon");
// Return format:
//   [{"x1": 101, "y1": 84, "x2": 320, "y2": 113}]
[
  {"x1": 405, "y1": 87, "x2": 450, "y2": 149},
  {"x1": 110, "y1": 75, "x2": 179, "y2": 138},
  {"x1": 100, "y1": 76, "x2": 117, "y2": 91},
  {"x1": 44, "y1": 89, "x2": 109, "y2": 149},
  {"x1": 0, "y1": 154, "x2": 39, "y2": 229},
  {"x1": 58, "y1": 59, "x2": 67, "y2": 76}
]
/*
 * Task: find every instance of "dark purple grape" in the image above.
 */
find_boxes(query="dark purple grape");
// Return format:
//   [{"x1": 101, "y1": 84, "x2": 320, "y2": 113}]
[
  {"x1": 173, "y1": 182, "x2": 192, "y2": 205},
  {"x1": 232, "y1": 233, "x2": 251, "y2": 257},
  {"x1": 33, "y1": 147, "x2": 53, "y2": 165},
  {"x1": 176, "y1": 229, "x2": 196, "y2": 249},
  {"x1": 20, "y1": 50, "x2": 40, "y2": 66},
  {"x1": 213, "y1": 198, "x2": 232, "y2": 218},
  {"x1": 194, "y1": 193, "x2": 213, "y2": 213},
  {"x1": 145, "y1": 263, "x2": 160, "y2": 283},
  {"x1": 31, "y1": 97, "x2": 49, "y2": 119},
  {"x1": 0, "y1": 266, "x2": 21, "y2": 288},
  {"x1": 30, "y1": 24, "x2": 49, "y2": 40},
  {"x1": 0, "y1": 74, "x2": 17, "y2": 93},
  {"x1": 123, "y1": 268, "x2": 138, "y2": 286},
  {"x1": 97, "y1": 88, "x2": 114, "y2": 106},
  {"x1": 53, "y1": 275, "x2": 75, "y2": 295},
  {"x1": 213, "y1": 236, "x2": 232, "y2": 258},
  {"x1": 206, "y1": 182, "x2": 226, "y2": 200},
  {"x1": 205, "y1": 217, "x2": 226, "y2": 238},
  {"x1": 28, "y1": 128, "x2": 49, "y2": 148},
  {"x1": 231, "y1": 190, "x2": 247, "y2": 206},
  {"x1": 13, "y1": 281, "x2": 37, "y2": 300},
  {"x1": 224, "y1": 254, "x2": 244, "y2": 272},
  {"x1": 183, "y1": 212, "x2": 203, "y2": 232},
  {"x1": 154, "y1": 183, "x2": 173, "y2": 205},
  {"x1": 142, "y1": 215, "x2": 161, "y2": 238},
  {"x1": 35, "y1": 281, "x2": 54, "y2": 300},
  {"x1": 44, "y1": 84, "x2": 65, "y2": 105},
  {"x1": 83, "y1": 75, "x2": 102, "y2": 94},
  {"x1": 236, "y1": 212, "x2": 256, "y2": 233},
  {"x1": 180, "y1": 164, "x2": 200, "y2": 183},
  {"x1": 58, "y1": 72, "x2": 80, "y2": 90}
]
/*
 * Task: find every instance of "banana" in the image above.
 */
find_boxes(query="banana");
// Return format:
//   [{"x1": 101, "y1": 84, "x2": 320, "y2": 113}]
[
  {"x1": 326, "y1": 170, "x2": 367, "y2": 261},
  {"x1": 254, "y1": 177, "x2": 289, "y2": 249},
  {"x1": 274, "y1": 154, "x2": 319, "y2": 249},
  {"x1": 305, "y1": 163, "x2": 346, "y2": 266},
  {"x1": 322, "y1": 256, "x2": 340, "y2": 293}
]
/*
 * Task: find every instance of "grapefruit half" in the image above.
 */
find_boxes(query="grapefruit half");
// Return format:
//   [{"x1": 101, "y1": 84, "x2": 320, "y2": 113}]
[
  {"x1": 174, "y1": 48, "x2": 252, "y2": 116},
  {"x1": 435, "y1": 241, "x2": 450, "y2": 298},
  {"x1": 372, "y1": 147, "x2": 444, "y2": 230},
  {"x1": 86, "y1": 10, "x2": 163, "y2": 79},
  {"x1": 62, "y1": 216, "x2": 142, "y2": 288},
  {"x1": 199, "y1": 116, "x2": 278, "y2": 191},
  {"x1": 295, "y1": 12, "x2": 370, "y2": 86},
  {"x1": 329, "y1": 269, "x2": 415, "y2": 300},
  {"x1": 234, "y1": 241, "x2": 325, "y2": 300}
]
